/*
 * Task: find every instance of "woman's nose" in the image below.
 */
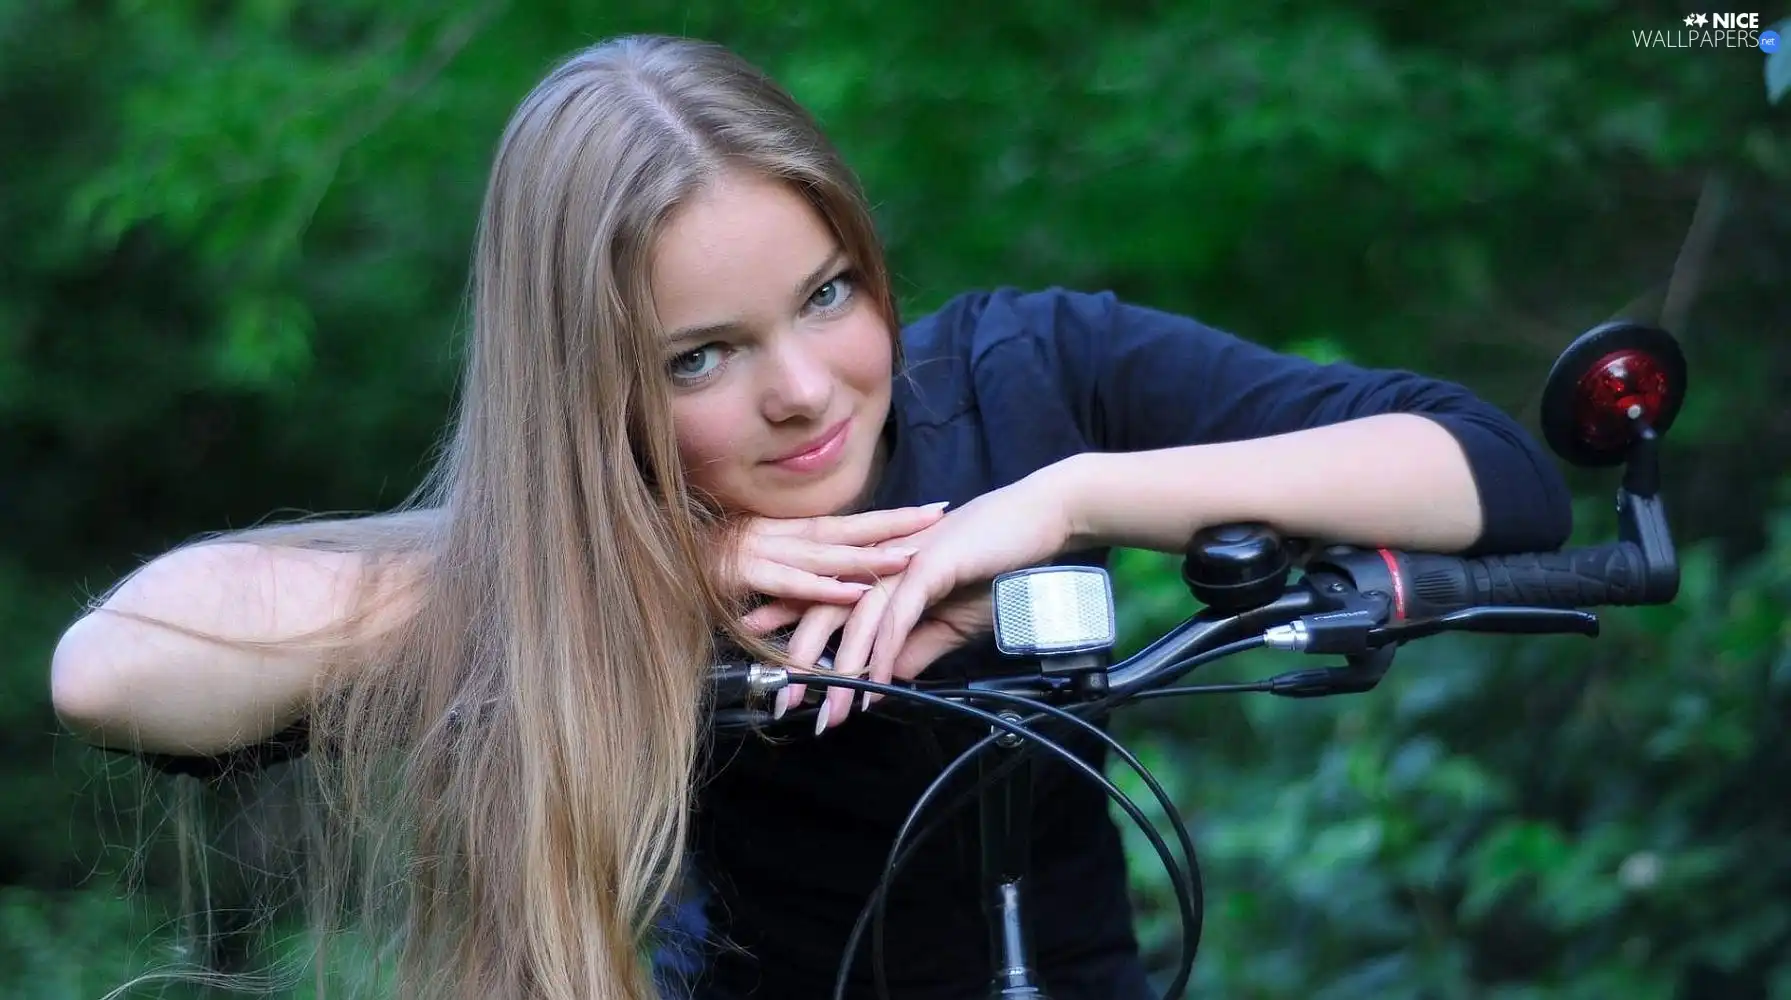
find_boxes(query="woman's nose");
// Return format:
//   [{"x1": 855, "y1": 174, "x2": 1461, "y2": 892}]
[{"x1": 759, "y1": 338, "x2": 834, "y2": 422}]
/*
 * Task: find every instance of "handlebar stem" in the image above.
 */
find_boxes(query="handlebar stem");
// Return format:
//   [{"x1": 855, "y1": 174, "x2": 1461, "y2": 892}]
[{"x1": 981, "y1": 715, "x2": 1044, "y2": 997}]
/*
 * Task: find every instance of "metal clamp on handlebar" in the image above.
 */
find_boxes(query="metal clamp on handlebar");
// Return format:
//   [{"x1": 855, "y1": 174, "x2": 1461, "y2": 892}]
[
  {"x1": 1262, "y1": 605, "x2": 1601, "y2": 656},
  {"x1": 710, "y1": 660, "x2": 789, "y2": 708}
]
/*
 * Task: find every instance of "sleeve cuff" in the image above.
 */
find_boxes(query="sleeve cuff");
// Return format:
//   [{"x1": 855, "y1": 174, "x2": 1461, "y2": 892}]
[{"x1": 1421, "y1": 411, "x2": 1574, "y2": 556}]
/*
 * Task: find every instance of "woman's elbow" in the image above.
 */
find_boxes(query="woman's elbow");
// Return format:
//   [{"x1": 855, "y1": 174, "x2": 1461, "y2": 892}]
[
  {"x1": 1415, "y1": 401, "x2": 1574, "y2": 555},
  {"x1": 50, "y1": 614, "x2": 126, "y2": 743},
  {"x1": 1533, "y1": 460, "x2": 1575, "y2": 551},
  {"x1": 1471, "y1": 436, "x2": 1576, "y2": 556}
]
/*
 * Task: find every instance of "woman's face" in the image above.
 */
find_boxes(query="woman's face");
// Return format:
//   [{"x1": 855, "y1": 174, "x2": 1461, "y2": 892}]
[{"x1": 650, "y1": 172, "x2": 894, "y2": 518}]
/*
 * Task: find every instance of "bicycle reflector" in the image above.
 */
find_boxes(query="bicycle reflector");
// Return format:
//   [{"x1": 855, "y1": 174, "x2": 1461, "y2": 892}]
[
  {"x1": 1541, "y1": 320, "x2": 1686, "y2": 468},
  {"x1": 991, "y1": 565, "x2": 1117, "y2": 656}
]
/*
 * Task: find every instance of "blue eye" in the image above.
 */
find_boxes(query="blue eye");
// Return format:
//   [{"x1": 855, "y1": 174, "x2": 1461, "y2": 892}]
[
  {"x1": 807, "y1": 272, "x2": 856, "y2": 313},
  {"x1": 669, "y1": 344, "x2": 725, "y2": 383}
]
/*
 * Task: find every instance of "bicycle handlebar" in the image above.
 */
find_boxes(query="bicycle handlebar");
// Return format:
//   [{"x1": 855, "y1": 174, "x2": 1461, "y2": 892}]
[
  {"x1": 1395, "y1": 543, "x2": 1646, "y2": 611},
  {"x1": 706, "y1": 532, "x2": 1676, "y2": 728}
]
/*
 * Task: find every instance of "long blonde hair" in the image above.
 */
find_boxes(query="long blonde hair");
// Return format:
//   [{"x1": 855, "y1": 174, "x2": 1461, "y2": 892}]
[{"x1": 107, "y1": 34, "x2": 898, "y2": 1000}]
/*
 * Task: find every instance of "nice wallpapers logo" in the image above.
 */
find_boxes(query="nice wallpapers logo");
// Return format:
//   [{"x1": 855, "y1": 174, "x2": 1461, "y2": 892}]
[
  {"x1": 1632, "y1": 11, "x2": 1779, "y2": 49},
  {"x1": 1631, "y1": 10, "x2": 1791, "y2": 103}
]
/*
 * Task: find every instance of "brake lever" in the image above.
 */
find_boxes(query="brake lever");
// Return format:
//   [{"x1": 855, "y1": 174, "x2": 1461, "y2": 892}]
[{"x1": 1369, "y1": 606, "x2": 1600, "y2": 644}]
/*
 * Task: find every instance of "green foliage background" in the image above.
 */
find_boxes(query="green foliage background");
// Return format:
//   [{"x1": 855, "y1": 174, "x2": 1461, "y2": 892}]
[{"x1": 5, "y1": 1, "x2": 1790, "y2": 996}]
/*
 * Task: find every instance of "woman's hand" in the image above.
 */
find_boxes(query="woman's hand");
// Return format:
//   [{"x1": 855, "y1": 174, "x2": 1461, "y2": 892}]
[
  {"x1": 744, "y1": 579, "x2": 994, "y2": 733},
  {"x1": 771, "y1": 472, "x2": 1071, "y2": 731},
  {"x1": 885, "y1": 586, "x2": 994, "y2": 681},
  {"x1": 738, "y1": 596, "x2": 856, "y2": 727},
  {"x1": 861, "y1": 473, "x2": 1073, "y2": 695},
  {"x1": 722, "y1": 502, "x2": 949, "y2": 605},
  {"x1": 734, "y1": 471, "x2": 1076, "y2": 733},
  {"x1": 728, "y1": 503, "x2": 948, "y2": 728}
]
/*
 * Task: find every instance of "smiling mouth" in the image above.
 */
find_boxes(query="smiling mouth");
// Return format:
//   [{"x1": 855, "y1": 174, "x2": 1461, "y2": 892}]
[{"x1": 766, "y1": 418, "x2": 851, "y2": 470}]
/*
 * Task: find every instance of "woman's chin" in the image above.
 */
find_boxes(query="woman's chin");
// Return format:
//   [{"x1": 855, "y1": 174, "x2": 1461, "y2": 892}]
[
  {"x1": 747, "y1": 490, "x2": 861, "y2": 520},
  {"x1": 736, "y1": 469, "x2": 877, "y2": 519}
]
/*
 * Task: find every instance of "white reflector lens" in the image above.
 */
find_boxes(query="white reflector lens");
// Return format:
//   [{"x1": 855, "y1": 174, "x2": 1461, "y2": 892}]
[{"x1": 991, "y1": 566, "x2": 1117, "y2": 656}]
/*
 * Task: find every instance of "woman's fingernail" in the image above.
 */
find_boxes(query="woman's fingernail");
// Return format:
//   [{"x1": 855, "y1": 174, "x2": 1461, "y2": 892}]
[
  {"x1": 843, "y1": 581, "x2": 873, "y2": 591},
  {"x1": 923, "y1": 501, "x2": 951, "y2": 513},
  {"x1": 773, "y1": 687, "x2": 790, "y2": 720},
  {"x1": 887, "y1": 546, "x2": 919, "y2": 557},
  {"x1": 814, "y1": 708, "x2": 830, "y2": 736},
  {"x1": 860, "y1": 691, "x2": 872, "y2": 712}
]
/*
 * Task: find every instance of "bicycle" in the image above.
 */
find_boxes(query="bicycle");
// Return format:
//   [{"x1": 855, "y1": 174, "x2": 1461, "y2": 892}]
[
  {"x1": 705, "y1": 318, "x2": 1689, "y2": 1000},
  {"x1": 121, "y1": 319, "x2": 1686, "y2": 1000}
]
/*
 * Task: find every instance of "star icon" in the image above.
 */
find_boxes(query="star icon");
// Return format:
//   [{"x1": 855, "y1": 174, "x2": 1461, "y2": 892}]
[
  {"x1": 1684, "y1": 13, "x2": 1697, "y2": 24},
  {"x1": 1694, "y1": 13, "x2": 1709, "y2": 25}
]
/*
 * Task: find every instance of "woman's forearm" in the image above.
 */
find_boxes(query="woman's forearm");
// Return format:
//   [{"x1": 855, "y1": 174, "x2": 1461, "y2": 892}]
[
  {"x1": 51, "y1": 542, "x2": 396, "y2": 754},
  {"x1": 1056, "y1": 413, "x2": 1488, "y2": 555}
]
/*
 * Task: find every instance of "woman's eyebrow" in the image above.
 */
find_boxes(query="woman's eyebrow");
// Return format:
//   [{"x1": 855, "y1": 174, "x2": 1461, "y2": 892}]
[
  {"x1": 662, "y1": 247, "x2": 849, "y2": 348},
  {"x1": 791, "y1": 247, "x2": 847, "y2": 300},
  {"x1": 664, "y1": 318, "x2": 748, "y2": 350}
]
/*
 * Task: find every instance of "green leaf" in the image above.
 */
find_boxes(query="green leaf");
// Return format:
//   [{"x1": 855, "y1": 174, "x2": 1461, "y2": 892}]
[
  {"x1": 1460, "y1": 819, "x2": 1572, "y2": 921},
  {"x1": 213, "y1": 294, "x2": 316, "y2": 389}
]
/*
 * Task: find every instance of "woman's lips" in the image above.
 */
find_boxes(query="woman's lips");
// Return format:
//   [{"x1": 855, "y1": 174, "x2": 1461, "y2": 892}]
[{"x1": 766, "y1": 418, "x2": 851, "y2": 475}]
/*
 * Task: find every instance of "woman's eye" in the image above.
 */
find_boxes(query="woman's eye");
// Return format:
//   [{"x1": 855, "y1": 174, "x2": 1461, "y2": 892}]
[
  {"x1": 807, "y1": 273, "x2": 855, "y2": 312},
  {"x1": 669, "y1": 344, "x2": 725, "y2": 382}
]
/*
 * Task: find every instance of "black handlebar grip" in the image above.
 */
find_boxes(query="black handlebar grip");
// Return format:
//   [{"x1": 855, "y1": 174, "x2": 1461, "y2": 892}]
[{"x1": 1398, "y1": 542, "x2": 1652, "y2": 620}]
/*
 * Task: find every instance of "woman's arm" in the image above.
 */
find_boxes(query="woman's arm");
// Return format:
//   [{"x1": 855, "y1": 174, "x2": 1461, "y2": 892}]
[
  {"x1": 858, "y1": 288, "x2": 1574, "y2": 689},
  {"x1": 1055, "y1": 412, "x2": 1488, "y2": 555},
  {"x1": 50, "y1": 542, "x2": 406, "y2": 755},
  {"x1": 981, "y1": 287, "x2": 1573, "y2": 556}
]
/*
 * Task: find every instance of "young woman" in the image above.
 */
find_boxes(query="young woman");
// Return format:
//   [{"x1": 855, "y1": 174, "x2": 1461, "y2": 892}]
[{"x1": 49, "y1": 33, "x2": 1572, "y2": 1000}]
